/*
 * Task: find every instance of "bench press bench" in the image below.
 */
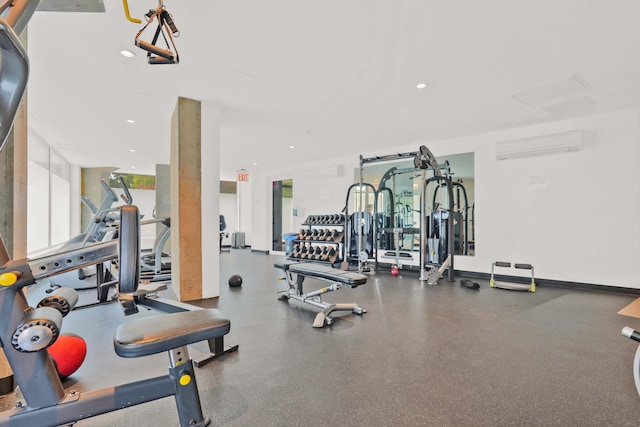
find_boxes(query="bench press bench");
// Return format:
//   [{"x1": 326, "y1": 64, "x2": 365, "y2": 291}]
[{"x1": 274, "y1": 261, "x2": 367, "y2": 327}]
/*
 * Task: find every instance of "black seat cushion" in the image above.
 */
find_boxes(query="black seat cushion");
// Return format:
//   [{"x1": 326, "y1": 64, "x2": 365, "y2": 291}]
[
  {"x1": 275, "y1": 262, "x2": 367, "y2": 287},
  {"x1": 114, "y1": 309, "x2": 230, "y2": 358}
]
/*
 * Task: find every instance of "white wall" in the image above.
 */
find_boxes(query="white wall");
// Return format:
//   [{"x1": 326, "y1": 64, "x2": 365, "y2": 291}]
[
  {"x1": 236, "y1": 175, "x2": 252, "y2": 245},
  {"x1": 250, "y1": 109, "x2": 640, "y2": 288},
  {"x1": 251, "y1": 156, "x2": 357, "y2": 251},
  {"x1": 220, "y1": 193, "x2": 236, "y2": 246},
  {"x1": 438, "y1": 109, "x2": 640, "y2": 288},
  {"x1": 27, "y1": 136, "x2": 73, "y2": 254},
  {"x1": 125, "y1": 188, "x2": 156, "y2": 249},
  {"x1": 27, "y1": 160, "x2": 50, "y2": 252}
]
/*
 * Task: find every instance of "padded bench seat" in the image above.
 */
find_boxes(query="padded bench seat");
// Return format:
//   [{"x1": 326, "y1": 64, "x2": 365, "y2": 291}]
[
  {"x1": 114, "y1": 308, "x2": 231, "y2": 358},
  {"x1": 274, "y1": 261, "x2": 367, "y2": 287},
  {"x1": 274, "y1": 261, "x2": 368, "y2": 327}
]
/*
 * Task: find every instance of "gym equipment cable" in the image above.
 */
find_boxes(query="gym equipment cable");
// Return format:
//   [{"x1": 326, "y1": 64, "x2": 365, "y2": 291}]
[{"x1": 123, "y1": 0, "x2": 180, "y2": 64}]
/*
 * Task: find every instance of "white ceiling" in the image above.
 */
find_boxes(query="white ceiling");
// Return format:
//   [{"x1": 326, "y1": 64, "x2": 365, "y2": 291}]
[{"x1": 25, "y1": 0, "x2": 640, "y2": 179}]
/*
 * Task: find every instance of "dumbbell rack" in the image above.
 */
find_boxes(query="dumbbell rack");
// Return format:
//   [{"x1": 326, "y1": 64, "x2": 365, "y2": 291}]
[{"x1": 288, "y1": 214, "x2": 345, "y2": 266}]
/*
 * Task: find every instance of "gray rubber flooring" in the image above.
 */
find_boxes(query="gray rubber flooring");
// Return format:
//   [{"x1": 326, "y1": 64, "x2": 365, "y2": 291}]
[{"x1": 3, "y1": 249, "x2": 640, "y2": 426}]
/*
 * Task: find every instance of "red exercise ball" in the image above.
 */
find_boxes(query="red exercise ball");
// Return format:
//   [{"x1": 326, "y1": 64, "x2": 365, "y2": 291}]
[{"x1": 47, "y1": 333, "x2": 87, "y2": 379}]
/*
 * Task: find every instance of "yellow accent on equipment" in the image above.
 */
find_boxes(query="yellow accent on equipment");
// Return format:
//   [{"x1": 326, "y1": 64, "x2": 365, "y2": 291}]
[
  {"x1": 122, "y1": 0, "x2": 142, "y2": 23},
  {"x1": 0, "y1": 272, "x2": 18, "y2": 286},
  {"x1": 179, "y1": 374, "x2": 191, "y2": 386}
]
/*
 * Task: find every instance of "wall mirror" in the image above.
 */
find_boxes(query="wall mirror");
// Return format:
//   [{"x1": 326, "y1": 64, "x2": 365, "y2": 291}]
[
  {"x1": 272, "y1": 179, "x2": 293, "y2": 252},
  {"x1": 358, "y1": 152, "x2": 475, "y2": 263}
]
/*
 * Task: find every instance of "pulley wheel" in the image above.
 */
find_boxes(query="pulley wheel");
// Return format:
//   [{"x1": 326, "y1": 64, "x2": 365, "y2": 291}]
[
  {"x1": 12, "y1": 307, "x2": 63, "y2": 352},
  {"x1": 359, "y1": 251, "x2": 368, "y2": 262},
  {"x1": 118, "y1": 205, "x2": 141, "y2": 295},
  {"x1": 37, "y1": 287, "x2": 79, "y2": 317}
]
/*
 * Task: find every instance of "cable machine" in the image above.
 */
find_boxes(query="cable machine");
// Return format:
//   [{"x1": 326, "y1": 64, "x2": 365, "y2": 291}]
[
  {"x1": 123, "y1": 0, "x2": 180, "y2": 64},
  {"x1": 353, "y1": 148, "x2": 454, "y2": 283},
  {"x1": 376, "y1": 165, "x2": 422, "y2": 269},
  {"x1": 341, "y1": 162, "x2": 378, "y2": 272},
  {"x1": 415, "y1": 146, "x2": 455, "y2": 283},
  {"x1": 432, "y1": 179, "x2": 470, "y2": 255}
]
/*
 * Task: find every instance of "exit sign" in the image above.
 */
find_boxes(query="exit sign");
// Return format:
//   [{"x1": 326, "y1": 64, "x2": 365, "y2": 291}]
[{"x1": 238, "y1": 172, "x2": 249, "y2": 182}]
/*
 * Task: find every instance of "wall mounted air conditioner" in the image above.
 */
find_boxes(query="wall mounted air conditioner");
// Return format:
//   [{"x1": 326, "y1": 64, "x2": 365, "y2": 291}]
[{"x1": 495, "y1": 130, "x2": 583, "y2": 160}]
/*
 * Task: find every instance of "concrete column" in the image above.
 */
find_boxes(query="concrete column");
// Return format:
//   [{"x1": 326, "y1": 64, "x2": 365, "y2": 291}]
[
  {"x1": 171, "y1": 97, "x2": 222, "y2": 301},
  {"x1": 155, "y1": 164, "x2": 171, "y2": 253},
  {"x1": 0, "y1": 30, "x2": 28, "y2": 394},
  {"x1": 0, "y1": 89, "x2": 28, "y2": 259}
]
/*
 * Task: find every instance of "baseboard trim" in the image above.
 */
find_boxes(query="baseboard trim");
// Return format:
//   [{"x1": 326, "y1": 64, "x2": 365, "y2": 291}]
[
  {"x1": 251, "y1": 249, "x2": 269, "y2": 255},
  {"x1": 456, "y1": 270, "x2": 640, "y2": 295}
]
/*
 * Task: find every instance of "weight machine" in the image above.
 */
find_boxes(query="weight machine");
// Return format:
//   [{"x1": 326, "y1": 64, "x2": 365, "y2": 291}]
[
  {"x1": 341, "y1": 178, "x2": 377, "y2": 273},
  {"x1": 356, "y1": 148, "x2": 454, "y2": 283},
  {"x1": 0, "y1": 3, "x2": 233, "y2": 424},
  {"x1": 432, "y1": 178, "x2": 471, "y2": 255},
  {"x1": 415, "y1": 146, "x2": 455, "y2": 283}
]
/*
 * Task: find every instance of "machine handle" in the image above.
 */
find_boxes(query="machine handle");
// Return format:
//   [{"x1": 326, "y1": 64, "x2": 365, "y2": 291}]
[
  {"x1": 514, "y1": 263, "x2": 533, "y2": 270},
  {"x1": 122, "y1": 0, "x2": 142, "y2": 23},
  {"x1": 118, "y1": 176, "x2": 133, "y2": 205},
  {"x1": 100, "y1": 178, "x2": 119, "y2": 203},
  {"x1": 622, "y1": 327, "x2": 640, "y2": 343}
]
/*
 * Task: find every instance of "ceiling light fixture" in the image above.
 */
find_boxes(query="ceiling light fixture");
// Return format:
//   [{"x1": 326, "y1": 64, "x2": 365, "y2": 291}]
[
  {"x1": 130, "y1": 166, "x2": 136, "y2": 169},
  {"x1": 120, "y1": 50, "x2": 136, "y2": 58},
  {"x1": 288, "y1": 145, "x2": 295, "y2": 149},
  {"x1": 252, "y1": 162, "x2": 258, "y2": 166},
  {"x1": 127, "y1": 119, "x2": 135, "y2": 124},
  {"x1": 129, "y1": 149, "x2": 136, "y2": 153},
  {"x1": 416, "y1": 82, "x2": 428, "y2": 89}
]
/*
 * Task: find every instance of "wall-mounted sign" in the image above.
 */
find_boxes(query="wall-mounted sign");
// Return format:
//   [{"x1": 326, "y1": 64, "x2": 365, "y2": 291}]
[{"x1": 237, "y1": 172, "x2": 249, "y2": 182}]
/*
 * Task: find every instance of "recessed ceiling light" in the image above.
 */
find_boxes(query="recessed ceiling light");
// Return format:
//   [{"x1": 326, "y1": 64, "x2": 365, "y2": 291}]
[
  {"x1": 120, "y1": 50, "x2": 135, "y2": 58},
  {"x1": 416, "y1": 82, "x2": 428, "y2": 89},
  {"x1": 129, "y1": 149, "x2": 136, "y2": 153},
  {"x1": 252, "y1": 162, "x2": 258, "y2": 166},
  {"x1": 127, "y1": 119, "x2": 135, "y2": 124},
  {"x1": 130, "y1": 166, "x2": 136, "y2": 169},
  {"x1": 289, "y1": 145, "x2": 295, "y2": 149}
]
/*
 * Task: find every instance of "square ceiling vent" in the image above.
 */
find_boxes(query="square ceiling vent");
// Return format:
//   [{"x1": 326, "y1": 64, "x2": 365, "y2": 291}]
[
  {"x1": 513, "y1": 74, "x2": 591, "y2": 106},
  {"x1": 37, "y1": 0, "x2": 105, "y2": 12}
]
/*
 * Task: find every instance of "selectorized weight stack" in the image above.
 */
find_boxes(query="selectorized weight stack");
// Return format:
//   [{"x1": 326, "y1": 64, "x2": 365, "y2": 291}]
[
  {"x1": 415, "y1": 146, "x2": 455, "y2": 284},
  {"x1": 342, "y1": 179, "x2": 377, "y2": 273}
]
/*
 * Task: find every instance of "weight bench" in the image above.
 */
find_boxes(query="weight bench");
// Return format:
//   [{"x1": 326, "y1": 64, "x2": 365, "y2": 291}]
[
  {"x1": 0, "y1": 309, "x2": 232, "y2": 426},
  {"x1": 274, "y1": 261, "x2": 367, "y2": 327}
]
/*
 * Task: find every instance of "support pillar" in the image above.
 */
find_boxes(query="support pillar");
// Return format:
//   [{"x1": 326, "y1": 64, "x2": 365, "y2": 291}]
[
  {"x1": 170, "y1": 97, "x2": 220, "y2": 301},
  {"x1": 155, "y1": 164, "x2": 171, "y2": 254},
  {"x1": 0, "y1": 85, "x2": 27, "y2": 260}
]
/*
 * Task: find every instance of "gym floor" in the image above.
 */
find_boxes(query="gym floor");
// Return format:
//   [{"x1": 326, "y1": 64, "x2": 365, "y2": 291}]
[{"x1": 3, "y1": 249, "x2": 640, "y2": 426}]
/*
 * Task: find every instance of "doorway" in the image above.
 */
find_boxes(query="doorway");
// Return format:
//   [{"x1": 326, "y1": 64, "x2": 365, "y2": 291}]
[{"x1": 272, "y1": 179, "x2": 293, "y2": 251}]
